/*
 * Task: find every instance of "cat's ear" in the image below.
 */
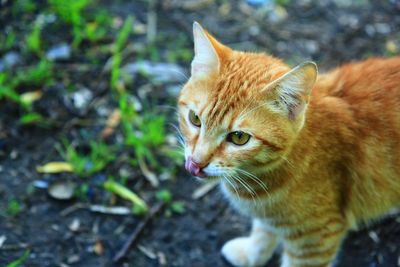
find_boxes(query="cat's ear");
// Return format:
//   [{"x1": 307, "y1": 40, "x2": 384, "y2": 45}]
[
  {"x1": 264, "y1": 62, "x2": 318, "y2": 121},
  {"x1": 191, "y1": 22, "x2": 221, "y2": 78}
]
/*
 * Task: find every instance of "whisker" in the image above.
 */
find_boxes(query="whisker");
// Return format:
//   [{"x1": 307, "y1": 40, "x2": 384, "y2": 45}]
[
  {"x1": 223, "y1": 174, "x2": 240, "y2": 199},
  {"x1": 234, "y1": 168, "x2": 269, "y2": 195},
  {"x1": 171, "y1": 70, "x2": 189, "y2": 81},
  {"x1": 238, "y1": 171, "x2": 269, "y2": 208},
  {"x1": 281, "y1": 156, "x2": 294, "y2": 169},
  {"x1": 168, "y1": 123, "x2": 186, "y2": 146},
  {"x1": 232, "y1": 173, "x2": 255, "y2": 195},
  {"x1": 228, "y1": 172, "x2": 256, "y2": 196},
  {"x1": 230, "y1": 173, "x2": 258, "y2": 207}
]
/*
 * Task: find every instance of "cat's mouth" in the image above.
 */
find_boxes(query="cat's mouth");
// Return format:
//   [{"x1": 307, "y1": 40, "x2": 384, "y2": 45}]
[{"x1": 185, "y1": 157, "x2": 208, "y2": 178}]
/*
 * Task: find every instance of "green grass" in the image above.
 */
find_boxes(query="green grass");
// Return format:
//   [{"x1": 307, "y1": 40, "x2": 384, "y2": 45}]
[
  {"x1": 61, "y1": 140, "x2": 116, "y2": 177},
  {"x1": 6, "y1": 250, "x2": 30, "y2": 267},
  {"x1": 0, "y1": 60, "x2": 53, "y2": 121},
  {"x1": 15, "y1": 60, "x2": 53, "y2": 88},
  {"x1": 0, "y1": 73, "x2": 21, "y2": 104},
  {"x1": 49, "y1": 0, "x2": 90, "y2": 47},
  {"x1": 19, "y1": 112, "x2": 44, "y2": 125},
  {"x1": 13, "y1": 0, "x2": 36, "y2": 14},
  {"x1": 156, "y1": 189, "x2": 186, "y2": 216},
  {"x1": 2, "y1": 0, "x2": 186, "y2": 218},
  {"x1": 111, "y1": 16, "x2": 134, "y2": 93},
  {"x1": 26, "y1": 19, "x2": 43, "y2": 56},
  {"x1": 0, "y1": 31, "x2": 16, "y2": 52},
  {"x1": 84, "y1": 11, "x2": 110, "y2": 43},
  {"x1": 119, "y1": 93, "x2": 168, "y2": 170},
  {"x1": 274, "y1": 0, "x2": 290, "y2": 6},
  {"x1": 7, "y1": 198, "x2": 22, "y2": 217},
  {"x1": 104, "y1": 178, "x2": 148, "y2": 215}
]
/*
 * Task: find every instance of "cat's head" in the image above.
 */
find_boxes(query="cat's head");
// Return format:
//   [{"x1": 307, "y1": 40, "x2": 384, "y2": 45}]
[{"x1": 178, "y1": 22, "x2": 317, "y2": 180}]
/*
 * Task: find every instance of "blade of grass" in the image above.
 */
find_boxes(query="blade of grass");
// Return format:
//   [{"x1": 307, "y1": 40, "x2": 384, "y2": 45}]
[
  {"x1": 6, "y1": 250, "x2": 30, "y2": 267},
  {"x1": 104, "y1": 179, "x2": 148, "y2": 214}
]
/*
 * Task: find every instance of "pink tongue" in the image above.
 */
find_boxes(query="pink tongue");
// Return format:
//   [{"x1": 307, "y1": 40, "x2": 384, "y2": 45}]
[
  {"x1": 189, "y1": 161, "x2": 201, "y2": 176},
  {"x1": 185, "y1": 157, "x2": 206, "y2": 177}
]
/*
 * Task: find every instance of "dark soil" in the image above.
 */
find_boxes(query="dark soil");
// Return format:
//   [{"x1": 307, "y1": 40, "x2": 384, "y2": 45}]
[{"x1": 1, "y1": 1, "x2": 400, "y2": 267}]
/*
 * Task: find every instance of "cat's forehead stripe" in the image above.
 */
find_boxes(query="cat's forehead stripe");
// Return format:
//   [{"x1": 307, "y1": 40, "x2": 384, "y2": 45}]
[
  {"x1": 207, "y1": 90, "x2": 237, "y2": 128},
  {"x1": 191, "y1": 53, "x2": 288, "y2": 132},
  {"x1": 204, "y1": 65, "x2": 265, "y2": 129}
]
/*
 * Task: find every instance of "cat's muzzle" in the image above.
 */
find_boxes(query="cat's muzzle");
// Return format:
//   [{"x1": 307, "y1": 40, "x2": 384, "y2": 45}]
[{"x1": 185, "y1": 156, "x2": 207, "y2": 178}]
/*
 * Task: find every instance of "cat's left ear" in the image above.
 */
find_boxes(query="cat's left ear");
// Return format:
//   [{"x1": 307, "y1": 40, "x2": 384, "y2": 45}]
[
  {"x1": 191, "y1": 22, "x2": 228, "y2": 79},
  {"x1": 264, "y1": 61, "x2": 318, "y2": 121}
]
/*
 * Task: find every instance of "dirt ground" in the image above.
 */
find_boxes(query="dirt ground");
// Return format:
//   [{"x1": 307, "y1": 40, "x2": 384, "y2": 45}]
[{"x1": 1, "y1": 0, "x2": 400, "y2": 267}]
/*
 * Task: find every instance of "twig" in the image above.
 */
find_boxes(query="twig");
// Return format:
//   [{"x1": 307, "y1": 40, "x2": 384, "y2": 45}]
[
  {"x1": 137, "y1": 245, "x2": 157, "y2": 259},
  {"x1": 206, "y1": 202, "x2": 228, "y2": 227},
  {"x1": 89, "y1": 205, "x2": 131, "y2": 215},
  {"x1": 192, "y1": 181, "x2": 219, "y2": 199},
  {"x1": 146, "y1": 0, "x2": 157, "y2": 44},
  {"x1": 61, "y1": 203, "x2": 133, "y2": 216},
  {"x1": 113, "y1": 201, "x2": 165, "y2": 263},
  {"x1": 0, "y1": 243, "x2": 30, "y2": 250},
  {"x1": 60, "y1": 203, "x2": 87, "y2": 216},
  {"x1": 138, "y1": 157, "x2": 159, "y2": 187}
]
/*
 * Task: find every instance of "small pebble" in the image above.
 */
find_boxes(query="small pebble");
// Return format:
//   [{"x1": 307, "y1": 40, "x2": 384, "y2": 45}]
[
  {"x1": 0, "y1": 51, "x2": 20, "y2": 71},
  {"x1": 33, "y1": 180, "x2": 49, "y2": 189},
  {"x1": 46, "y1": 43, "x2": 71, "y2": 61},
  {"x1": 67, "y1": 255, "x2": 80, "y2": 264},
  {"x1": 246, "y1": 0, "x2": 270, "y2": 6},
  {"x1": 69, "y1": 218, "x2": 80, "y2": 232},
  {"x1": 123, "y1": 61, "x2": 187, "y2": 84}
]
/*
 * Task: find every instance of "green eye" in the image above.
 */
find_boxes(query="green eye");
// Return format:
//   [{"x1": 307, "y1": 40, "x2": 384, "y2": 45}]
[
  {"x1": 227, "y1": 131, "x2": 251, "y2": 146},
  {"x1": 189, "y1": 110, "x2": 201, "y2": 127}
]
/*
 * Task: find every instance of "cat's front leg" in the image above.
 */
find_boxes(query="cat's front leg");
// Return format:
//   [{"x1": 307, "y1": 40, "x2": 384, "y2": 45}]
[
  {"x1": 280, "y1": 222, "x2": 346, "y2": 267},
  {"x1": 221, "y1": 218, "x2": 278, "y2": 267}
]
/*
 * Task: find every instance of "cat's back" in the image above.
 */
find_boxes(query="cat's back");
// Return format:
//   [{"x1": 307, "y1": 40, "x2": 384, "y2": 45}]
[
  {"x1": 314, "y1": 57, "x2": 400, "y2": 102},
  {"x1": 311, "y1": 56, "x2": 400, "y2": 125},
  {"x1": 308, "y1": 57, "x2": 400, "y2": 223}
]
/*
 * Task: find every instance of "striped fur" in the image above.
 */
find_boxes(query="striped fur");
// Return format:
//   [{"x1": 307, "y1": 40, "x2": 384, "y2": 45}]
[{"x1": 178, "y1": 23, "x2": 400, "y2": 267}]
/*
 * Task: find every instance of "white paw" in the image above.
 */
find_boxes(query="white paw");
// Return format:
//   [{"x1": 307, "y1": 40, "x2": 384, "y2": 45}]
[{"x1": 221, "y1": 237, "x2": 274, "y2": 267}]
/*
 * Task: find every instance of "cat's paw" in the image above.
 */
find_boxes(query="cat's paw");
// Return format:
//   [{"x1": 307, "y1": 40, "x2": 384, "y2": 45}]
[{"x1": 221, "y1": 237, "x2": 274, "y2": 267}]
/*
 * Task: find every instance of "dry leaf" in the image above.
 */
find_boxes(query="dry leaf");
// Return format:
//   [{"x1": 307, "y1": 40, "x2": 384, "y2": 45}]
[
  {"x1": 94, "y1": 240, "x2": 104, "y2": 256},
  {"x1": 36, "y1": 162, "x2": 74, "y2": 173},
  {"x1": 138, "y1": 157, "x2": 159, "y2": 187},
  {"x1": 100, "y1": 109, "x2": 121, "y2": 139},
  {"x1": 20, "y1": 90, "x2": 43, "y2": 106},
  {"x1": 386, "y1": 40, "x2": 398, "y2": 54}
]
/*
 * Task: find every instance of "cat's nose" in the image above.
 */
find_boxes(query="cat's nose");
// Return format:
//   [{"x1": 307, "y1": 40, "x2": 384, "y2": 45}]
[{"x1": 185, "y1": 157, "x2": 207, "y2": 178}]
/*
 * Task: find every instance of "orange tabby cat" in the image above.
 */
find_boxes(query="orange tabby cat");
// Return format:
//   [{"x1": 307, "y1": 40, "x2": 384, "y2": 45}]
[{"x1": 178, "y1": 22, "x2": 400, "y2": 267}]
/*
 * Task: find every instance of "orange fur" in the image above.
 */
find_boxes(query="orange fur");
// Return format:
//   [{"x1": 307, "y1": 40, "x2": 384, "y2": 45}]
[{"x1": 178, "y1": 23, "x2": 400, "y2": 267}]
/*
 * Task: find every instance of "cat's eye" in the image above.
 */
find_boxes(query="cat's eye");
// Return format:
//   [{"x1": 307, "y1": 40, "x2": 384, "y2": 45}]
[
  {"x1": 189, "y1": 110, "x2": 201, "y2": 127},
  {"x1": 227, "y1": 131, "x2": 251, "y2": 146}
]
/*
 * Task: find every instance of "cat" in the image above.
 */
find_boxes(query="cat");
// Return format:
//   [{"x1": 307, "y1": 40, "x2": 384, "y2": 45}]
[{"x1": 178, "y1": 22, "x2": 400, "y2": 267}]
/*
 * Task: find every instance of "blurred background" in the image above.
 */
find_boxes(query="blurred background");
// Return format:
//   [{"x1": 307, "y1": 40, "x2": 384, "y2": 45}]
[{"x1": 0, "y1": 0, "x2": 399, "y2": 266}]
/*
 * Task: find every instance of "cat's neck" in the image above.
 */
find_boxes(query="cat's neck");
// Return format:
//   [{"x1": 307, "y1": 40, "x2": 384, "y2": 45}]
[{"x1": 254, "y1": 73, "x2": 349, "y2": 198}]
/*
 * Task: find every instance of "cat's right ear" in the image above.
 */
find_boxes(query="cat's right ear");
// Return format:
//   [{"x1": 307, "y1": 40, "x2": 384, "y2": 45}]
[
  {"x1": 191, "y1": 22, "x2": 220, "y2": 78},
  {"x1": 263, "y1": 62, "x2": 318, "y2": 122}
]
